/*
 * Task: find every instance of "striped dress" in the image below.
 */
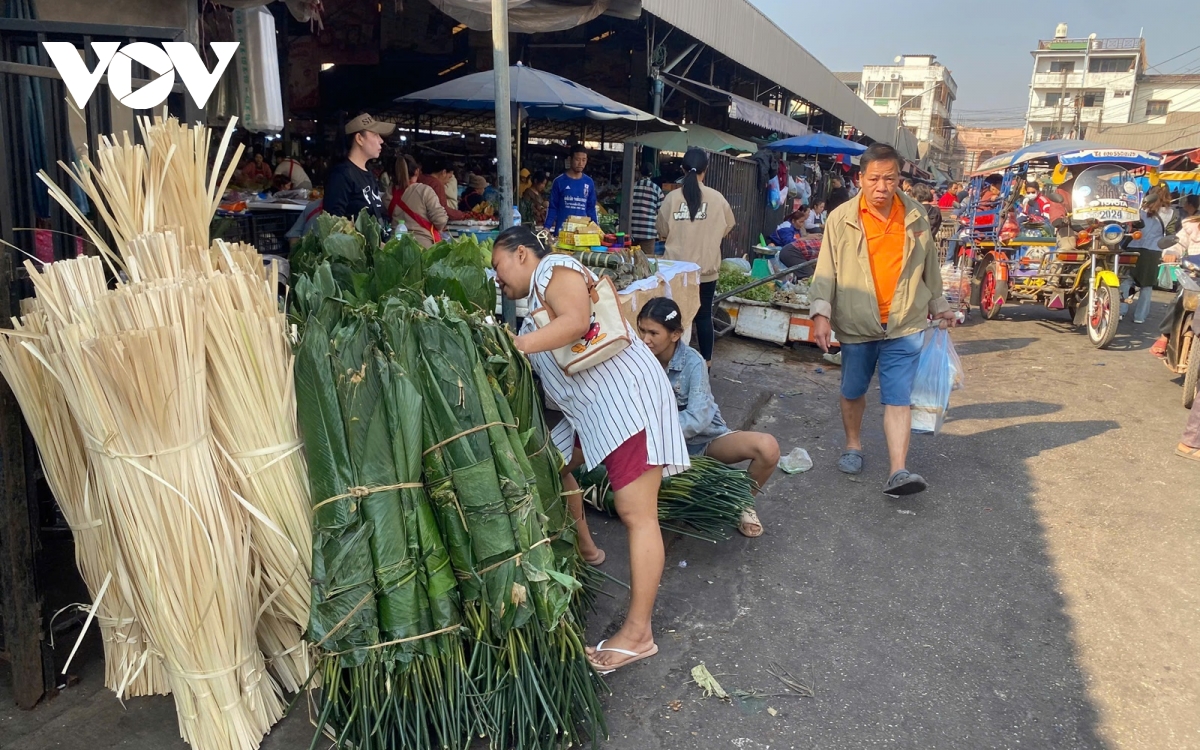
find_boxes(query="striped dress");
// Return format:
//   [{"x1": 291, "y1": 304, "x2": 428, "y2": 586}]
[{"x1": 521, "y1": 254, "x2": 691, "y2": 477}]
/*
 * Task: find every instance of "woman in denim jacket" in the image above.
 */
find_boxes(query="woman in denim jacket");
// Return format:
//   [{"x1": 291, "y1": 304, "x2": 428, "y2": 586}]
[{"x1": 637, "y1": 298, "x2": 780, "y2": 537}]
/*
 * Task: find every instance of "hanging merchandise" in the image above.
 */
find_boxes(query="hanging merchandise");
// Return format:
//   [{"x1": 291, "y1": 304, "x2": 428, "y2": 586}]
[
  {"x1": 767, "y1": 176, "x2": 783, "y2": 210},
  {"x1": 233, "y1": 6, "x2": 284, "y2": 133}
]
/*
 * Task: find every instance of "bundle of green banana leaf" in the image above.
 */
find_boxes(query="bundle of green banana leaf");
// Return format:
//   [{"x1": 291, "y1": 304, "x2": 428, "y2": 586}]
[
  {"x1": 292, "y1": 211, "x2": 604, "y2": 750},
  {"x1": 578, "y1": 456, "x2": 756, "y2": 543}
]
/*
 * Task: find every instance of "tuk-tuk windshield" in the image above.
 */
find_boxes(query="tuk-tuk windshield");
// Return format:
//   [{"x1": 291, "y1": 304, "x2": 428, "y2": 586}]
[{"x1": 1070, "y1": 165, "x2": 1142, "y2": 224}]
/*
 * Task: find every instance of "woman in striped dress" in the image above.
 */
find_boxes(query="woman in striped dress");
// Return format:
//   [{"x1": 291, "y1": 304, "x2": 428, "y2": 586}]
[{"x1": 492, "y1": 226, "x2": 690, "y2": 673}]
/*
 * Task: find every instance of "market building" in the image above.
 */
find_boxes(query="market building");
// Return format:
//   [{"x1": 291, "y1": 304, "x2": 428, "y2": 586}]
[{"x1": 0, "y1": 0, "x2": 909, "y2": 716}]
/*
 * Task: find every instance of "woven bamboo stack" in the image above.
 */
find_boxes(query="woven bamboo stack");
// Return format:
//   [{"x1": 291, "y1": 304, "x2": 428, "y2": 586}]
[{"x1": 0, "y1": 115, "x2": 311, "y2": 750}]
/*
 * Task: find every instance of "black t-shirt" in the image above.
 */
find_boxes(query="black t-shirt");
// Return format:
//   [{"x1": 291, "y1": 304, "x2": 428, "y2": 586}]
[{"x1": 323, "y1": 160, "x2": 390, "y2": 238}]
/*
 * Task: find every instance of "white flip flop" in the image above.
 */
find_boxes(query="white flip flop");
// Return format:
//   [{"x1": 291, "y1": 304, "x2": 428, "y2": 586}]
[{"x1": 586, "y1": 639, "x2": 659, "y2": 675}]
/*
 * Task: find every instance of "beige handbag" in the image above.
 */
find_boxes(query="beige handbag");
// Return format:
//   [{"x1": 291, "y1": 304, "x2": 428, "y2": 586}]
[{"x1": 531, "y1": 272, "x2": 630, "y2": 376}]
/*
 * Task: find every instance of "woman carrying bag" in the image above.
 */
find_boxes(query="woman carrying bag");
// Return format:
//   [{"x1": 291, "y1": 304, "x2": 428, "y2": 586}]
[
  {"x1": 491, "y1": 226, "x2": 690, "y2": 674},
  {"x1": 390, "y1": 155, "x2": 448, "y2": 248},
  {"x1": 656, "y1": 147, "x2": 736, "y2": 365}
]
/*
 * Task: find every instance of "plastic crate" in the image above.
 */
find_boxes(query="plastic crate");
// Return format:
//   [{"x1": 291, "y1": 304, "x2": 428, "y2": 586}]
[
  {"x1": 252, "y1": 210, "x2": 295, "y2": 256},
  {"x1": 211, "y1": 213, "x2": 254, "y2": 244}
]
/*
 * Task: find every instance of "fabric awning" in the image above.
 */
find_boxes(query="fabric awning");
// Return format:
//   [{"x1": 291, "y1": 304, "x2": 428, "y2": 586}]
[{"x1": 662, "y1": 75, "x2": 808, "y2": 137}]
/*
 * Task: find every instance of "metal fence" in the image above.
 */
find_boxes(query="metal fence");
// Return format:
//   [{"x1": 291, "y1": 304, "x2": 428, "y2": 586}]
[{"x1": 703, "y1": 151, "x2": 784, "y2": 258}]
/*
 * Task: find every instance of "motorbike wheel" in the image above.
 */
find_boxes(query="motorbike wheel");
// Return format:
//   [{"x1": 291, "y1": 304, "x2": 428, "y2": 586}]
[
  {"x1": 979, "y1": 262, "x2": 1006, "y2": 321},
  {"x1": 1184, "y1": 338, "x2": 1199, "y2": 410},
  {"x1": 1087, "y1": 284, "x2": 1121, "y2": 349}
]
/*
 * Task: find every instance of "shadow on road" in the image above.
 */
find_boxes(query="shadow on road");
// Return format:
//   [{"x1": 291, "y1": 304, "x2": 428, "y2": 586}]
[
  {"x1": 954, "y1": 336, "x2": 1040, "y2": 356},
  {"x1": 579, "y1": 342, "x2": 1119, "y2": 748},
  {"x1": 946, "y1": 400, "x2": 1064, "y2": 422}
]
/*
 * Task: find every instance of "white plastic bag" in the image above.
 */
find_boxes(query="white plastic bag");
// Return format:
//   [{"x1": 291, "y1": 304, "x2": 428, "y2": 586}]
[{"x1": 910, "y1": 328, "x2": 962, "y2": 434}]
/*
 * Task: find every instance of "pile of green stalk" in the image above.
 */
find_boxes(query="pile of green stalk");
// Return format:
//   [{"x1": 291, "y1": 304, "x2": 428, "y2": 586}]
[
  {"x1": 578, "y1": 456, "x2": 757, "y2": 543},
  {"x1": 292, "y1": 212, "x2": 604, "y2": 750}
]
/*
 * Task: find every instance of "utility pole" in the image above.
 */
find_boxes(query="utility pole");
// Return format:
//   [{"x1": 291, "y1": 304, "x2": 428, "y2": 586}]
[{"x1": 491, "y1": 0, "x2": 516, "y2": 325}]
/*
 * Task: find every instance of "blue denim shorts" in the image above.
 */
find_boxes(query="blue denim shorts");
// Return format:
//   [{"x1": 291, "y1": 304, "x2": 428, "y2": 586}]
[{"x1": 839, "y1": 331, "x2": 924, "y2": 406}]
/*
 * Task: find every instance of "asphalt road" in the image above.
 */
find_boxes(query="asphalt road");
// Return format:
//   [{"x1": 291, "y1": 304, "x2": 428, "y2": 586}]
[
  {"x1": 3, "y1": 293, "x2": 1197, "y2": 750},
  {"x1": 582, "y1": 293, "x2": 1199, "y2": 750}
]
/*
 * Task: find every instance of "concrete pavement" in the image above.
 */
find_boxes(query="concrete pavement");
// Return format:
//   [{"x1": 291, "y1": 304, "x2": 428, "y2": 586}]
[{"x1": 3, "y1": 294, "x2": 1197, "y2": 749}]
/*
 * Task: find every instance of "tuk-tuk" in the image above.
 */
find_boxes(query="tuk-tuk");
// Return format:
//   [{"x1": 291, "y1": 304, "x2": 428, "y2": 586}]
[{"x1": 954, "y1": 142, "x2": 1162, "y2": 349}]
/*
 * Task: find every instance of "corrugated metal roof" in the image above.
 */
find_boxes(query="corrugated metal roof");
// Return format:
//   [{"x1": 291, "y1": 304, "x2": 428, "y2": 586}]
[
  {"x1": 665, "y1": 75, "x2": 808, "y2": 136},
  {"x1": 641, "y1": 0, "x2": 917, "y2": 158},
  {"x1": 834, "y1": 72, "x2": 862, "y2": 85}
]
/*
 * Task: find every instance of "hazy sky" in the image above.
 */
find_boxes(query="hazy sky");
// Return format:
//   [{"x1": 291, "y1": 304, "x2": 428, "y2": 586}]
[{"x1": 750, "y1": 0, "x2": 1197, "y2": 128}]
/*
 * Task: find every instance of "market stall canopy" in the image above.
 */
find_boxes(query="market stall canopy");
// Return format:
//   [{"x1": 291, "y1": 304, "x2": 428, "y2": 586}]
[
  {"x1": 766, "y1": 132, "x2": 868, "y2": 156},
  {"x1": 388, "y1": 63, "x2": 680, "y2": 139},
  {"x1": 662, "y1": 75, "x2": 808, "y2": 137},
  {"x1": 627, "y1": 124, "x2": 757, "y2": 154},
  {"x1": 428, "y1": 0, "x2": 642, "y2": 33},
  {"x1": 975, "y1": 140, "x2": 1162, "y2": 173}
]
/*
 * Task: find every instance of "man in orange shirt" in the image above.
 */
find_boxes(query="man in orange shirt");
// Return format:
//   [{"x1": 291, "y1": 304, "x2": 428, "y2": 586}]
[{"x1": 810, "y1": 144, "x2": 956, "y2": 497}]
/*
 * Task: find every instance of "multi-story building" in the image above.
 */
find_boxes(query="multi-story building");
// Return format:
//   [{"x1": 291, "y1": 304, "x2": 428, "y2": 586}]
[
  {"x1": 840, "y1": 54, "x2": 957, "y2": 169},
  {"x1": 1024, "y1": 23, "x2": 1200, "y2": 148}
]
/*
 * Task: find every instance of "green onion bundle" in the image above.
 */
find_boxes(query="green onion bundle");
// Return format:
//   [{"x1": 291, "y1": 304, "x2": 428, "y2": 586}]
[
  {"x1": 579, "y1": 456, "x2": 757, "y2": 543},
  {"x1": 292, "y1": 214, "x2": 605, "y2": 750}
]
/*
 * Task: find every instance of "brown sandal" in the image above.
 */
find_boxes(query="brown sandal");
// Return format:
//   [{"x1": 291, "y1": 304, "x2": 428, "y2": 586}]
[
  {"x1": 1176, "y1": 444, "x2": 1200, "y2": 461},
  {"x1": 738, "y1": 509, "x2": 764, "y2": 538}
]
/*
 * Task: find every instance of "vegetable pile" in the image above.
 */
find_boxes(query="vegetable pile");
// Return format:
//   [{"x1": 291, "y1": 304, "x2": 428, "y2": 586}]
[
  {"x1": 578, "y1": 456, "x2": 756, "y2": 542},
  {"x1": 716, "y1": 266, "x2": 774, "y2": 303},
  {"x1": 292, "y1": 213, "x2": 605, "y2": 750}
]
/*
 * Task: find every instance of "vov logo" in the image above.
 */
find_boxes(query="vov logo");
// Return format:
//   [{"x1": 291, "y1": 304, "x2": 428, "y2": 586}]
[{"x1": 42, "y1": 41, "x2": 240, "y2": 110}]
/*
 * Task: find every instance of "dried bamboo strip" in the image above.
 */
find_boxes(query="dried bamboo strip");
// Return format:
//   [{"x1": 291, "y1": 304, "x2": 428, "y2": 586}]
[{"x1": 0, "y1": 308, "x2": 168, "y2": 698}]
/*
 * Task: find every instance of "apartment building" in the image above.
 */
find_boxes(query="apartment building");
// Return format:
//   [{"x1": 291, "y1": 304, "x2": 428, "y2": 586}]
[
  {"x1": 840, "y1": 54, "x2": 957, "y2": 168},
  {"x1": 1025, "y1": 23, "x2": 1200, "y2": 149}
]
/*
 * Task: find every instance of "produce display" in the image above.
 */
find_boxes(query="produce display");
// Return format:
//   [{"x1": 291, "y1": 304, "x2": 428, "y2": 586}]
[
  {"x1": 772, "y1": 278, "x2": 812, "y2": 308},
  {"x1": 573, "y1": 246, "x2": 654, "y2": 291},
  {"x1": 578, "y1": 456, "x2": 756, "y2": 542},
  {"x1": 1, "y1": 116, "x2": 312, "y2": 750},
  {"x1": 291, "y1": 218, "x2": 604, "y2": 750},
  {"x1": 716, "y1": 266, "x2": 774, "y2": 303}
]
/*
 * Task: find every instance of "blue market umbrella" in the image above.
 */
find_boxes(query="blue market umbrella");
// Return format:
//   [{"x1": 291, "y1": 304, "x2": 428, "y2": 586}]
[
  {"x1": 396, "y1": 63, "x2": 677, "y2": 126},
  {"x1": 766, "y1": 132, "x2": 868, "y2": 156}
]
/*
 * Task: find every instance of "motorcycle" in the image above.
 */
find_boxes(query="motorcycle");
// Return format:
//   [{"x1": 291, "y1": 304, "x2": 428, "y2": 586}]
[{"x1": 1156, "y1": 240, "x2": 1200, "y2": 408}]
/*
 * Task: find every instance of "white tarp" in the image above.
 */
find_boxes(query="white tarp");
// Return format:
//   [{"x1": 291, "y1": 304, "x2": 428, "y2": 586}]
[{"x1": 429, "y1": 0, "x2": 639, "y2": 33}]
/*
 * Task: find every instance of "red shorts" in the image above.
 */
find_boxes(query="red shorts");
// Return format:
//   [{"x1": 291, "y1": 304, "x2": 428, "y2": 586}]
[{"x1": 577, "y1": 430, "x2": 659, "y2": 491}]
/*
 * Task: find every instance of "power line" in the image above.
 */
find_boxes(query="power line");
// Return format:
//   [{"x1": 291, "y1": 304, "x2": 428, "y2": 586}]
[{"x1": 1146, "y1": 43, "x2": 1200, "y2": 73}]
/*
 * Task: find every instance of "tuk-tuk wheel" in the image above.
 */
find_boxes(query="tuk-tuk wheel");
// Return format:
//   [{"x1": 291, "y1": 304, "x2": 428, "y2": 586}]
[{"x1": 980, "y1": 262, "x2": 1006, "y2": 321}]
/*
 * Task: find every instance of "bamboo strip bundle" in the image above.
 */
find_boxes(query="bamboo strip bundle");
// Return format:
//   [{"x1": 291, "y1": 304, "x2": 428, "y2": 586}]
[
  {"x1": 0, "y1": 308, "x2": 169, "y2": 698},
  {"x1": 202, "y1": 258, "x2": 312, "y2": 693},
  {"x1": 13, "y1": 257, "x2": 172, "y2": 698},
  {"x1": 53, "y1": 279, "x2": 284, "y2": 750},
  {"x1": 36, "y1": 115, "x2": 243, "y2": 265}
]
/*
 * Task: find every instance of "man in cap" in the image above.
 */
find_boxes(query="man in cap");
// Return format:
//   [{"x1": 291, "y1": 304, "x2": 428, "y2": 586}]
[{"x1": 324, "y1": 113, "x2": 395, "y2": 237}]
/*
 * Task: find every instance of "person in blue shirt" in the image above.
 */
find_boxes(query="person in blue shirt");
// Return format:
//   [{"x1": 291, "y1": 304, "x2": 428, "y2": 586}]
[
  {"x1": 545, "y1": 144, "x2": 598, "y2": 233},
  {"x1": 637, "y1": 297, "x2": 780, "y2": 537}
]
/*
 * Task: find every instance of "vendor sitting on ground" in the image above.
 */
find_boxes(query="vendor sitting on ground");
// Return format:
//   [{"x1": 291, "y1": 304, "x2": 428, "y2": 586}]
[
  {"x1": 770, "y1": 206, "x2": 811, "y2": 246},
  {"x1": 637, "y1": 297, "x2": 780, "y2": 537}
]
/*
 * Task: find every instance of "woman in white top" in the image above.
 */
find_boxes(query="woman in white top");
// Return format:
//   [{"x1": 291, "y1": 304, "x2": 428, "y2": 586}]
[{"x1": 492, "y1": 225, "x2": 690, "y2": 674}]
